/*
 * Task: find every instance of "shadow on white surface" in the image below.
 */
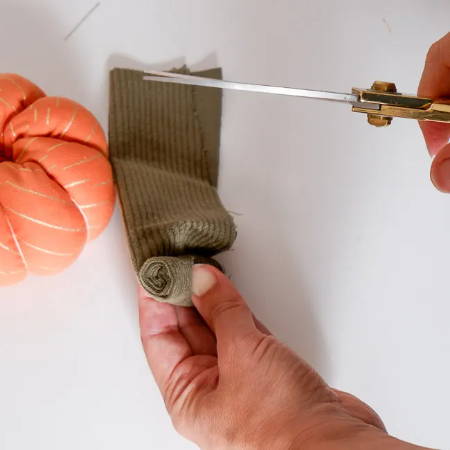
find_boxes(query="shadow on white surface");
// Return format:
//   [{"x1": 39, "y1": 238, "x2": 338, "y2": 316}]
[{"x1": 106, "y1": 53, "x2": 219, "y2": 74}]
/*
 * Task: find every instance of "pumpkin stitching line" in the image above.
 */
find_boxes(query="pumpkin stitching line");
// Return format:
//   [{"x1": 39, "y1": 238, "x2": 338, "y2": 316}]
[
  {"x1": 4, "y1": 206, "x2": 86, "y2": 232},
  {"x1": 1, "y1": 203, "x2": 28, "y2": 271},
  {"x1": 22, "y1": 240, "x2": 75, "y2": 257},
  {"x1": 2, "y1": 180, "x2": 72, "y2": 204}
]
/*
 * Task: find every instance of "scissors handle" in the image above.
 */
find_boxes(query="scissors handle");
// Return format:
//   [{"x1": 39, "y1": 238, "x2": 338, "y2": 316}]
[{"x1": 351, "y1": 81, "x2": 450, "y2": 127}]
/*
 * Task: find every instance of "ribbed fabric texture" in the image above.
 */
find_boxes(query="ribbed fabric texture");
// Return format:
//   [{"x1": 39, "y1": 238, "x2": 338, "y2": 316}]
[{"x1": 109, "y1": 67, "x2": 236, "y2": 307}]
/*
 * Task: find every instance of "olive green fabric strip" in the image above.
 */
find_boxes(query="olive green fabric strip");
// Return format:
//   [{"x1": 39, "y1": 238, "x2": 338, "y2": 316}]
[{"x1": 109, "y1": 67, "x2": 236, "y2": 307}]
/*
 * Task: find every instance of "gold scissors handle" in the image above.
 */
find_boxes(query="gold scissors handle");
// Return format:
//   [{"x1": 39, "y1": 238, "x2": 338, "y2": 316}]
[{"x1": 352, "y1": 81, "x2": 450, "y2": 127}]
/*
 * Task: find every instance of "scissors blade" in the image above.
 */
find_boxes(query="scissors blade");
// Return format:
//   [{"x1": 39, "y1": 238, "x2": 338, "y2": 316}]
[{"x1": 143, "y1": 70, "x2": 360, "y2": 105}]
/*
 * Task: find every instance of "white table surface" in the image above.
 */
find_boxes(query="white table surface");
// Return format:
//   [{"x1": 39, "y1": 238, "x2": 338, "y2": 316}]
[{"x1": 1, "y1": 1, "x2": 449, "y2": 449}]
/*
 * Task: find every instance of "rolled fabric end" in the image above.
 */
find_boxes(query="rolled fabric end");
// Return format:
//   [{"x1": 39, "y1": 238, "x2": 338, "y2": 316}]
[{"x1": 139, "y1": 255, "x2": 222, "y2": 307}]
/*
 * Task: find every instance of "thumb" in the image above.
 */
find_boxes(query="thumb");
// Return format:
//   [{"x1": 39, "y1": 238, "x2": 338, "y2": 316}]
[
  {"x1": 192, "y1": 265, "x2": 259, "y2": 347},
  {"x1": 430, "y1": 142, "x2": 450, "y2": 192}
]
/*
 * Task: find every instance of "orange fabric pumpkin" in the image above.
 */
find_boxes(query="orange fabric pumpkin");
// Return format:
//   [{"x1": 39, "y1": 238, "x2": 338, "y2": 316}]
[{"x1": 0, "y1": 74, "x2": 115, "y2": 285}]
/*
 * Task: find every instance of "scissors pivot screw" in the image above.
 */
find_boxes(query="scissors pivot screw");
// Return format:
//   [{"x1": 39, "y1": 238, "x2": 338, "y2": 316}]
[{"x1": 367, "y1": 81, "x2": 397, "y2": 127}]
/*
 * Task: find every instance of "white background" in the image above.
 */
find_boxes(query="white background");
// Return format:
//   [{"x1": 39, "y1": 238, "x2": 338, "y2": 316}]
[{"x1": 1, "y1": 1, "x2": 449, "y2": 449}]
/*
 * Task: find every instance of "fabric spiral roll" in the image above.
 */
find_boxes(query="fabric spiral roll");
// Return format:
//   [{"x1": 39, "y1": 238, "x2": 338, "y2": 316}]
[{"x1": 139, "y1": 255, "x2": 222, "y2": 307}]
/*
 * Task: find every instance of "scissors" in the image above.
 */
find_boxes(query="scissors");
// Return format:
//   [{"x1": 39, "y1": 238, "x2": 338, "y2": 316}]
[{"x1": 143, "y1": 71, "x2": 450, "y2": 128}]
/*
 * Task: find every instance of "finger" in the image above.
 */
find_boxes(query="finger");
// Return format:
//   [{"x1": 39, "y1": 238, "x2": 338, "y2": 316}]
[
  {"x1": 138, "y1": 286, "x2": 192, "y2": 393},
  {"x1": 419, "y1": 121, "x2": 450, "y2": 156},
  {"x1": 418, "y1": 32, "x2": 450, "y2": 99},
  {"x1": 191, "y1": 265, "x2": 260, "y2": 345},
  {"x1": 430, "y1": 142, "x2": 450, "y2": 192},
  {"x1": 175, "y1": 306, "x2": 217, "y2": 355},
  {"x1": 418, "y1": 33, "x2": 450, "y2": 154}
]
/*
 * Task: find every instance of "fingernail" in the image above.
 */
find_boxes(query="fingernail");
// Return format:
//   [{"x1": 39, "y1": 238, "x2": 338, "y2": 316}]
[
  {"x1": 431, "y1": 158, "x2": 450, "y2": 193},
  {"x1": 192, "y1": 265, "x2": 217, "y2": 297}
]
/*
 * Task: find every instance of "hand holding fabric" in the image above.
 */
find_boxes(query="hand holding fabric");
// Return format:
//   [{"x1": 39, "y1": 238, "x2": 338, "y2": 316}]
[{"x1": 139, "y1": 265, "x2": 431, "y2": 450}]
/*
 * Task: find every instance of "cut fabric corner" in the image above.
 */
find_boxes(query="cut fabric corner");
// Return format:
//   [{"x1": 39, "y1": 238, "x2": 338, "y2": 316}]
[{"x1": 109, "y1": 65, "x2": 236, "y2": 307}]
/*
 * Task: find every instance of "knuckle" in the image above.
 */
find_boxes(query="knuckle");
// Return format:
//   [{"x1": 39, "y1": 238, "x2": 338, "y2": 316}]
[
  {"x1": 162, "y1": 358, "x2": 214, "y2": 424},
  {"x1": 427, "y1": 40, "x2": 440, "y2": 60},
  {"x1": 250, "y1": 334, "x2": 278, "y2": 362},
  {"x1": 170, "y1": 413, "x2": 188, "y2": 435},
  {"x1": 295, "y1": 364, "x2": 331, "y2": 403},
  {"x1": 210, "y1": 295, "x2": 245, "y2": 319},
  {"x1": 228, "y1": 329, "x2": 260, "y2": 354},
  {"x1": 163, "y1": 365, "x2": 191, "y2": 412},
  {"x1": 170, "y1": 414, "x2": 183, "y2": 433},
  {"x1": 426, "y1": 33, "x2": 450, "y2": 63}
]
